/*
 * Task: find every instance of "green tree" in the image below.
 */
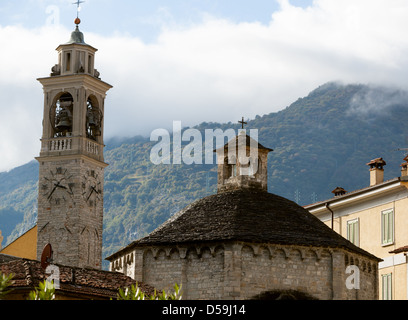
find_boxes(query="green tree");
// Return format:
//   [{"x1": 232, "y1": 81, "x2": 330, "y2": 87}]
[
  {"x1": 0, "y1": 272, "x2": 14, "y2": 299},
  {"x1": 28, "y1": 280, "x2": 56, "y2": 300},
  {"x1": 117, "y1": 284, "x2": 146, "y2": 300},
  {"x1": 117, "y1": 283, "x2": 182, "y2": 301}
]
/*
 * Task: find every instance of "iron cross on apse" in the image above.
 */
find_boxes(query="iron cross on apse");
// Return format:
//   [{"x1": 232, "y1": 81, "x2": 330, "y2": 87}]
[{"x1": 239, "y1": 117, "x2": 247, "y2": 129}]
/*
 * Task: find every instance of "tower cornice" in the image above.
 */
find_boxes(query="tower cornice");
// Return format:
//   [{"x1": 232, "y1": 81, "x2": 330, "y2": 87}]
[
  {"x1": 35, "y1": 153, "x2": 109, "y2": 169},
  {"x1": 37, "y1": 74, "x2": 112, "y2": 93},
  {"x1": 56, "y1": 42, "x2": 98, "y2": 53}
]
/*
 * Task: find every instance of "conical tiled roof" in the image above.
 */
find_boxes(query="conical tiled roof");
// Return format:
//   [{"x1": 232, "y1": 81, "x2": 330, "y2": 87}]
[{"x1": 121, "y1": 189, "x2": 378, "y2": 261}]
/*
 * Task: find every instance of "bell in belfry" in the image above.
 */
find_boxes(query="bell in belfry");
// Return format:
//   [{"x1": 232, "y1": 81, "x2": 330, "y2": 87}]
[
  {"x1": 55, "y1": 108, "x2": 72, "y2": 133},
  {"x1": 86, "y1": 107, "x2": 101, "y2": 139},
  {"x1": 87, "y1": 108, "x2": 97, "y2": 128}
]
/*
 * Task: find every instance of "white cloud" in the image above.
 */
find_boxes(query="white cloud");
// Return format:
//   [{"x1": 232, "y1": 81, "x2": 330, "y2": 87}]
[
  {"x1": 0, "y1": 25, "x2": 66, "y2": 171},
  {"x1": 1, "y1": 0, "x2": 408, "y2": 171}
]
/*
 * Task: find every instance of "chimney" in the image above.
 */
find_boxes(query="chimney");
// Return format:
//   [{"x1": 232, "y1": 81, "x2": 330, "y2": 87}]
[
  {"x1": 0, "y1": 230, "x2": 3, "y2": 251},
  {"x1": 367, "y1": 158, "x2": 386, "y2": 186},
  {"x1": 401, "y1": 156, "x2": 408, "y2": 177},
  {"x1": 332, "y1": 187, "x2": 347, "y2": 197}
]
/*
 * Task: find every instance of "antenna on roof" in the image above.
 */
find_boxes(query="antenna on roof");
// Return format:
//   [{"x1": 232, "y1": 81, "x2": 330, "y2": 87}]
[
  {"x1": 394, "y1": 147, "x2": 408, "y2": 161},
  {"x1": 395, "y1": 137, "x2": 408, "y2": 154}
]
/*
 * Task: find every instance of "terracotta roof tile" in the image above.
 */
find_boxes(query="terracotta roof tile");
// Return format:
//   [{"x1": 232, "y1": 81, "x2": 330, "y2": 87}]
[
  {"x1": 389, "y1": 246, "x2": 408, "y2": 254},
  {"x1": 0, "y1": 256, "x2": 157, "y2": 299}
]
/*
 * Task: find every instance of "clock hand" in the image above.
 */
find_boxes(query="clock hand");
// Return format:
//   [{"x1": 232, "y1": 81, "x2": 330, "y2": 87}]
[
  {"x1": 47, "y1": 184, "x2": 58, "y2": 200},
  {"x1": 68, "y1": 184, "x2": 74, "y2": 195},
  {"x1": 48, "y1": 180, "x2": 68, "y2": 199},
  {"x1": 91, "y1": 186, "x2": 99, "y2": 194},
  {"x1": 87, "y1": 187, "x2": 94, "y2": 201}
]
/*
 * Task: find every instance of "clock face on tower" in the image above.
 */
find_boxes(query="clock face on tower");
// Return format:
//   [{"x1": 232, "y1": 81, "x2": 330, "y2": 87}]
[
  {"x1": 81, "y1": 169, "x2": 102, "y2": 207},
  {"x1": 41, "y1": 167, "x2": 74, "y2": 205}
]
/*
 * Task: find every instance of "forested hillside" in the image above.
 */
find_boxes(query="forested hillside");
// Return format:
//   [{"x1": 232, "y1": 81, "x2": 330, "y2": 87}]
[{"x1": 1, "y1": 82, "x2": 408, "y2": 269}]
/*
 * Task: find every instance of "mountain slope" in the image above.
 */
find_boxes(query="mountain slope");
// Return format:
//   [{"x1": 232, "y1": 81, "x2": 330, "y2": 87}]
[{"x1": 1, "y1": 82, "x2": 407, "y2": 269}]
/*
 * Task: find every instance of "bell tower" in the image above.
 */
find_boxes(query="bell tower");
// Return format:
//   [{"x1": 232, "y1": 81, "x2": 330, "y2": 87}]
[
  {"x1": 215, "y1": 127, "x2": 273, "y2": 193},
  {"x1": 36, "y1": 16, "x2": 112, "y2": 269}
]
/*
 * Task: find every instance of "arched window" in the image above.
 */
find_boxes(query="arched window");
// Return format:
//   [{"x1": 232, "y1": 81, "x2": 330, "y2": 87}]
[
  {"x1": 86, "y1": 96, "x2": 103, "y2": 141},
  {"x1": 229, "y1": 155, "x2": 237, "y2": 177},
  {"x1": 51, "y1": 93, "x2": 73, "y2": 138},
  {"x1": 240, "y1": 157, "x2": 259, "y2": 177},
  {"x1": 224, "y1": 155, "x2": 237, "y2": 179},
  {"x1": 257, "y1": 158, "x2": 262, "y2": 176}
]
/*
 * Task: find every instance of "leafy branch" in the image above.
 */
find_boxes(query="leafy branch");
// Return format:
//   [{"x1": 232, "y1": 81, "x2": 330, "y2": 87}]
[
  {"x1": 0, "y1": 272, "x2": 14, "y2": 299},
  {"x1": 117, "y1": 283, "x2": 182, "y2": 300},
  {"x1": 28, "y1": 280, "x2": 56, "y2": 300}
]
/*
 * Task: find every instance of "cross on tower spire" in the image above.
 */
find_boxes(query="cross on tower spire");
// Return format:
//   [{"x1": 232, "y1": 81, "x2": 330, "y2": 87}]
[
  {"x1": 238, "y1": 117, "x2": 247, "y2": 129},
  {"x1": 73, "y1": 0, "x2": 85, "y2": 19}
]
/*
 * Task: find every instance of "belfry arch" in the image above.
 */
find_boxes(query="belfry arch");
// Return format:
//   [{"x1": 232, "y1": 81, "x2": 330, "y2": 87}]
[
  {"x1": 86, "y1": 95, "x2": 103, "y2": 142},
  {"x1": 50, "y1": 92, "x2": 74, "y2": 138}
]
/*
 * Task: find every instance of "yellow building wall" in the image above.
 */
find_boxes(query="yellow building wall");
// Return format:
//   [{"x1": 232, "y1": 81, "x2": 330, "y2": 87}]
[
  {"x1": 379, "y1": 264, "x2": 407, "y2": 300},
  {"x1": 0, "y1": 226, "x2": 37, "y2": 260},
  {"x1": 334, "y1": 198, "x2": 408, "y2": 259},
  {"x1": 322, "y1": 195, "x2": 408, "y2": 300}
]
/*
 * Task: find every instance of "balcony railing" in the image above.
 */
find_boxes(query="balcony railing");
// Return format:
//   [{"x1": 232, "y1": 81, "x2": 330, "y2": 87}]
[
  {"x1": 48, "y1": 137, "x2": 73, "y2": 152},
  {"x1": 44, "y1": 135, "x2": 101, "y2": 160},
  {"x1": 86, "y1": 140, "x2": 100, "y2": 156}
]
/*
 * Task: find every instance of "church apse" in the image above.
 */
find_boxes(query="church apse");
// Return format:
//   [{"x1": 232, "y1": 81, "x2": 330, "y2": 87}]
[{"x1": 106, "y1": 125, "x2": 380, "y2": 299}]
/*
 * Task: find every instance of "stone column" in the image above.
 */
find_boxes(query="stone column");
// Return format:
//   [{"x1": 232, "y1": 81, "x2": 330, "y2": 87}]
[
  {"x1": 133, "y1": 249, "x2": 144, "y2": 281},
  {"x1": 331, "y1": 250, "x2": 346, "y2": 300},
  {"x1": 177, "y1": 247, "x2": 189, "y2": 299},
  {"x1": 223, "y1": 243, "x2": 242, "y2": 300}
]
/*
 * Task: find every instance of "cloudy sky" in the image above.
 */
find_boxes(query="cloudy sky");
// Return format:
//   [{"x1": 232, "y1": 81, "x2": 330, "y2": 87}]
[{"x1": 0, "y1": 0, "x2": 408, "y2": 172}]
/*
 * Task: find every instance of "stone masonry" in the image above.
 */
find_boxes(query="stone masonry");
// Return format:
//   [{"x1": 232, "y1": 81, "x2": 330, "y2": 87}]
[
  {"x1": 36, "y1": 23, "x2": 111, "y2": 269},
  {"x1": 106, "y1": 132, "x2": 380, "y2": 300},
  {"x1": 110, "y1": 242, "x2": 378, "y2": 300},
  {"x1": 37, "y1": 157, "x2": 105, "y2": 269}
]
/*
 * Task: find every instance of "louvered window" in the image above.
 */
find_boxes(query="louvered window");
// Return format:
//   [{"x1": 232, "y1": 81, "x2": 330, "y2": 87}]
[{"x1": 381, "y1": 209, "x2": 394, "y2": 245}]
